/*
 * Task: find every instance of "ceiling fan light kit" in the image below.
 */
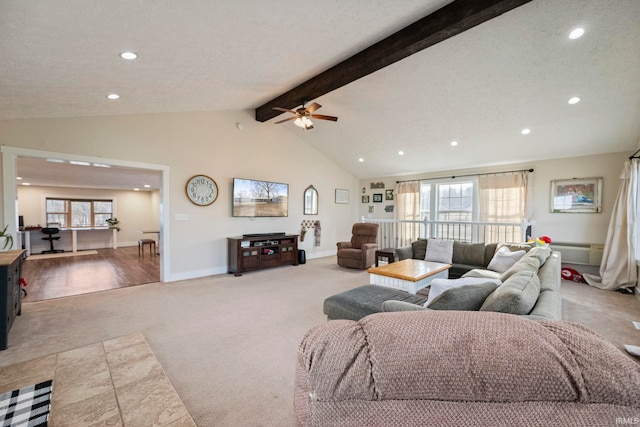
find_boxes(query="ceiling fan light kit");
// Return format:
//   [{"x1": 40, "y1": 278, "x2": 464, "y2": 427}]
[{"x1": 272, "y1": 101, "x2": 337, "y2": 130}]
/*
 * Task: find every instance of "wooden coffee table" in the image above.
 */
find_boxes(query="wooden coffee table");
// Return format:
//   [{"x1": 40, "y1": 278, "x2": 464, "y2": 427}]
[{"x1": 367, "y1": 259, "x2": 451, "y2": 294}]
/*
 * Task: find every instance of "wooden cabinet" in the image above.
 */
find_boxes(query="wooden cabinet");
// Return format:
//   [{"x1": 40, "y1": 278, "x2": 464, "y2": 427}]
[
  {"x1": 228, "y1": 234, "x2": 299, "y2": 276},
  {"x1": 1, "y1": 250, "x2": 26, "y2": 351}
]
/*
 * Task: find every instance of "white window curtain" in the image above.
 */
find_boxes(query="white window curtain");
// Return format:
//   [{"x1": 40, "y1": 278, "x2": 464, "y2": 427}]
[
  {"x1": 477, "y1": 171, "x2": 531, "y2": 242},
  {"x1": 584, "y1": 159, "x2": 639, "y2": 291},
  {"x1": 395, "y1": 181, "x2": 421, "y2": 247}
]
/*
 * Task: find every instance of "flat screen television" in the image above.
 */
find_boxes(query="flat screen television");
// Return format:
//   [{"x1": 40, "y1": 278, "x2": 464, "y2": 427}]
[{"x1": 232, "y1": 178, "x2": 289, "y2": 217}]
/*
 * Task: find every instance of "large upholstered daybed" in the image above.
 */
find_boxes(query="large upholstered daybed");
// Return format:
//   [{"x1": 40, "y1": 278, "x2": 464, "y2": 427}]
[{"x1": 295, "y1": 310, "x2": 640, "y2": 426}]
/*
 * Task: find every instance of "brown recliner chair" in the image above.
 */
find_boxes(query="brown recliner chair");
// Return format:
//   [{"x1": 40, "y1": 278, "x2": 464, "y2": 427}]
[{"x1": 336, "y1": 223, "x2": 379, "y2": 269}]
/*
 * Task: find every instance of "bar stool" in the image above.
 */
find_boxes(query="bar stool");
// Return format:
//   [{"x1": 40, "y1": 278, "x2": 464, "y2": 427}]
[{"x1": 138, "y1": 239, "x2": 156, "y2": 257}]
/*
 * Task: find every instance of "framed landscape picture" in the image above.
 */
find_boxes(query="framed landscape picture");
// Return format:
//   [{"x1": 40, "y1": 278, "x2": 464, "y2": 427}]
[{"x1": 550, "y1": 177, "x2": 602, "y2": 213}]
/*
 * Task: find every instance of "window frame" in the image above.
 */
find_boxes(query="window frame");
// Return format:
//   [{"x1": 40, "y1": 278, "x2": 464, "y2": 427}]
[{"x1": 45, "y1": 197, "x2": 114, "y2": 229}]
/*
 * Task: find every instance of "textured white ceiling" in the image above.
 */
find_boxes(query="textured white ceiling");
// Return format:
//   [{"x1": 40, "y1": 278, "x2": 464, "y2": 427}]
[{"x1": 2, "y1": 0, "x2": 640, "y2": 183}]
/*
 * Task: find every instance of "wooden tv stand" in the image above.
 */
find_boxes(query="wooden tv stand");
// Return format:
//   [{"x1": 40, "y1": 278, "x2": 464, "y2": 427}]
[{"x1": 227, "y1": 234, "x2": 299, "y2": 276}]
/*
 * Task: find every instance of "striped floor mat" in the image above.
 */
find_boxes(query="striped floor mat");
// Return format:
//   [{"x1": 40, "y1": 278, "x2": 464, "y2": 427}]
[{"x1": 0, "y1": 380, "x2": 52, "y2": 427}]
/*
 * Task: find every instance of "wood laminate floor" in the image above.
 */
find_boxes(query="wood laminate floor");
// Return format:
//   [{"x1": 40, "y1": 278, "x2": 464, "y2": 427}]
[{"x1": 21, "y1": 247, "x2": 160, "y2": 302}]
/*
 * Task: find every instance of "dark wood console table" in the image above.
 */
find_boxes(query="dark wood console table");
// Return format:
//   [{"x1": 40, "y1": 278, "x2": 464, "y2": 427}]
[
  {"x1": 1, "y1": 250, "x2": 26, "y2": 350},
  {"x1": 227, "y1": 234, "x2": 299, "y2": 276}
]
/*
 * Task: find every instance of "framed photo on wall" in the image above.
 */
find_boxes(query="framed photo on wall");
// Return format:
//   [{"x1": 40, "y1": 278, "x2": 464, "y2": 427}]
[
  {"x1": 335, "y1": 189, "x2": 349, "y2": 204},
  {"x1": 361, "y1": 195, "x2": 370, "y2": 203},
  {"x1": 373, "y1": 193, "x2": 383, "y2": 203},
  {"x1": 385, "y1": 189, "x2": 394, "y2": 200},
  {"x1": 550, "y1": 177, "x2": 602, "y2": 213}
]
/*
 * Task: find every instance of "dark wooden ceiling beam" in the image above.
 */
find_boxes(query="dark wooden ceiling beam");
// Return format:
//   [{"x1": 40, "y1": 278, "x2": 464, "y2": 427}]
[{"x1": 255, "y1": 0, "x2": 532, "y2": 122}]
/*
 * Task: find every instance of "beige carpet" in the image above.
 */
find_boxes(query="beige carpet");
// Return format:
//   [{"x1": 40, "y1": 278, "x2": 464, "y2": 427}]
[
  {"x1": 27, "y1": 250, "x2": 98, "y2": 260},
  {"x1": 2, "y1": 256, "x2": 639, "y2": 426}
]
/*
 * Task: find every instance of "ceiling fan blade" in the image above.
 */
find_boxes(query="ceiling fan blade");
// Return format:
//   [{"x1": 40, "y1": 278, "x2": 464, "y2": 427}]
[
  {"x1": 274, "y1": 116, "x2": 297, "y2": 124},
  {"x1": 311, "y1": 114, "x2": 338, "y2": 122},
  {"x1": 273, "y1": 107, "x2": 297, "y2": 114},
  {"x1": 305, "y1": 102, "x2": 321, "y2": 113}
]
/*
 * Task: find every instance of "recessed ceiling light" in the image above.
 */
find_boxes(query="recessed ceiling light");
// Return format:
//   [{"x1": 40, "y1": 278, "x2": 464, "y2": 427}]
[
  {"x1": 144, "y1": 184, "x2": 151, "y2": 188},
  {"x1": 70, "y1": 160, "x2": 91, "y2": 166},
  {"x1": 22, "y1": 183, "x2": 31, "y2": 186},
  {"x1": 46, "y1": 158, "x2": 65, "y2": 163},
  {"x1": 521, "y1": 128, "x2": 531, "y2": 135},
  {"x1": 398, "y1": 151, "x2": 404, "y2": 155},
  {"x1": 16, "y1": 176, "x2": 22, "y2": 180},
  {"x1": 569, "y1": 28, "x2": 584, "y2": 39},
  {"x1": 358, "y1": 157, "x2": 364, "y2": 162},
  {"x1": 450, "y1": 141, "x2": 458, "y2": 147},
  {"x1": 133, "y1": 188, "x2": 140, "y2": 191},
  {"x1": 568, "y1": 97, "x2": 581, "y2": 104},
  {"x1": 106, "y1": 93, "x2": 120, "y2": 100},
  {"x1": 92, "y1": 163, "x2": 111, "y2": 168},
  {"x1": 120, "y1": 51, "x2": 138, "y2": 60}
]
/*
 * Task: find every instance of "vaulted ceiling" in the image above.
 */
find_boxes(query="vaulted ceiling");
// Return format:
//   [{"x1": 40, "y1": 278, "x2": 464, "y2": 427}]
[{"x1": 2, "y1": 0, "x2": 639, "y2": 186}]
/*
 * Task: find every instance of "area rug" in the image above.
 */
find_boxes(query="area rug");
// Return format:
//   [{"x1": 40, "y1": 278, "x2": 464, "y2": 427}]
[
  {"x1": 27, "y1": 250, "x2": 98, "y2": 261},
  {"x1": 0, "y1": 380, "x2": 52, "y2": 427}
]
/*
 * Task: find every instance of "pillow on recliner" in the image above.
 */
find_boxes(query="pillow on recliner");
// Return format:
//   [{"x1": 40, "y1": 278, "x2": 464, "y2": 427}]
[{"x1": 427, "y1": 282, "x2": 500, "y2": 311}]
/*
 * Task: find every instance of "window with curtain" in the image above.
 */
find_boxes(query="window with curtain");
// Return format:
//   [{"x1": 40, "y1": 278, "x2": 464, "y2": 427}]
[
  {"x1": 396, "y1": 171, "x2": 531, "y2": 244},
  {"x1": 477, "y1": 172, "x2": 530, "y2": 242},
  {"x1": 395, "y1": 181, "x2": 421, "y2": 247}
]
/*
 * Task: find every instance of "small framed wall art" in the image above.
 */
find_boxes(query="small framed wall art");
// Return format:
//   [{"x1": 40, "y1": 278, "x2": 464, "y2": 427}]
[
  {"x1": 335, "y1": 189, "x2": 350, "y2": 204},
  {"x1": 361, "y1": 195, "x2": 370, "y2": 203},
  {"x1": 550, "y1": 177, "x2": 602, "y2": 213},
  {"x1": 373, "y1": 193, "x2": 383, "y2": 203},
  {"x1": 385, "y1": 189, "x2": 394, "y2": 200}
]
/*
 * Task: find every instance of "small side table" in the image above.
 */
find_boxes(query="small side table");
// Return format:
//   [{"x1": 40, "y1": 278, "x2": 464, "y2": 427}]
[{"x1": 375, "y1": 248, "x2": 396, "y2": 267}]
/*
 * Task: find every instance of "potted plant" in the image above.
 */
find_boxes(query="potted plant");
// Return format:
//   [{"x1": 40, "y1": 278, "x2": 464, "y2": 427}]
[
  {"x1": 0, "y1": 225, "x2": 14, "y2": 250},
  {"x1": 105, "y1": 218, "x2": 121, "y2": 232}
]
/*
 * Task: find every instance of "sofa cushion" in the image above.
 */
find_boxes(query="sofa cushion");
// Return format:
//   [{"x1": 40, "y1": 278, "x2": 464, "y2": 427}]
[
  {"x1": 426, "y1": 282, "x2": 500, "y2": 311},
  {"x1": 425, "y1": 277, "x2": 502, "y2": 306},
  {"x1": 487, "y1": 246, "x2": 526, "y2": 273},
  {"x1": 382, "y1": 300, "x2": 426, "y2": 312},
  {"x1": 480, "y1": 270, "x2": 541, "y2": 315},
  {"x1": 324, "y1": 285, "x2": 427, "y2": 321},
  {"x1": 499, "y1": 255, "x2": 541, "y2": 282},
  {"x1": 425, "y1": 239, "x2": 454, "y2": 263},
  {"x1": 452, "y1": 242, "x2": 486, "y2": 266},
  {"x1": 411, "y1": 239, "x2": 427, "y2": 260},
  {"x1": 462, "y1": 268, "x2": 502, "y2": 280},
  {"x1": 521, "y1": 246, "x2": 552, "y2": 265}
]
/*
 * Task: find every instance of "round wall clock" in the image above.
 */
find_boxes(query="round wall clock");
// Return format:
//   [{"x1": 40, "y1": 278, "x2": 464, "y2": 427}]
[{"x1": 186, "y1": 174, "x2": 218, "y2": 206}]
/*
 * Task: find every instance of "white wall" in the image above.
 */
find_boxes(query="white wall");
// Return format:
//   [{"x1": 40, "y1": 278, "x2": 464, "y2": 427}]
[
  {"x1": 360, "y1": 151, "x2": 630, "y2": 244},
  {"x1": 0, "y1": 110, "x2": 359, "y2": 280},
  {"x1": 17, "y1": 185, "x2": 159, "y2": 252}
]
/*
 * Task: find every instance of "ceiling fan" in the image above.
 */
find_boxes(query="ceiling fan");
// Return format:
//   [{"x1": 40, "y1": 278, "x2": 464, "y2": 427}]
[{"x1": 272, "y1": 102, "x2": 338, "y2": 130}]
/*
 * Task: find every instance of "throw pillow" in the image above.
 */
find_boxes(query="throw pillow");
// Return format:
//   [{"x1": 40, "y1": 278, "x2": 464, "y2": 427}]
[
  {"x1": 426, "y1": 282, "x2": 500, "y2": 311},
  {"x1": 487, "y1": 246, "x2": 526, "y2": 273},
  {"x1": 480, "y1": 270, "x2": 541, "y2": 315},
  {"x1": 424, "y1": 277, "x2": 502, "y2": 306},
  {"x1": 425, "y1": 239, "x2": 454, "y2": 264}
]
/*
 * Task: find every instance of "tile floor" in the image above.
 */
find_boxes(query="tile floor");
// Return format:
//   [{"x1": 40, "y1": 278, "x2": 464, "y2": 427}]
[{"x1": 0, "y1": 332, "x2": 195, "y2": 426}]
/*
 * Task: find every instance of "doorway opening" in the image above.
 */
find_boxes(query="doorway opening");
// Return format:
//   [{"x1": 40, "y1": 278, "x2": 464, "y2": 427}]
[{"x1": 2, "y1": 146, "x2": 171, "y2": 300}]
